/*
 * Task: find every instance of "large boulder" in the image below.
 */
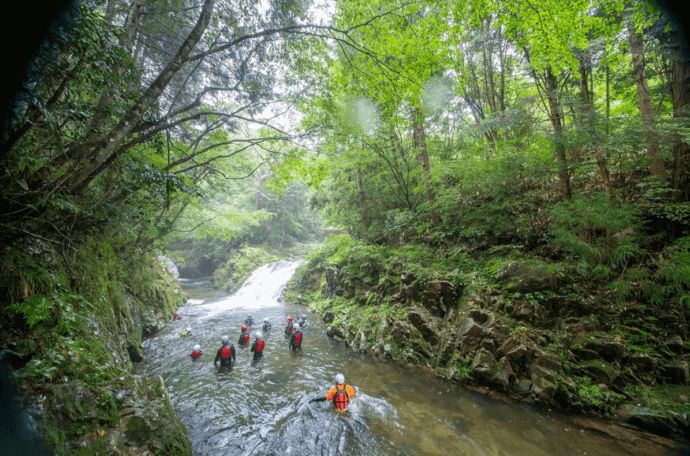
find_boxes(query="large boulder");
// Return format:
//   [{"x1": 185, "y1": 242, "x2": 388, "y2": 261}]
[
  {"x1": 471, "y1": 348, "x2": 496, "y2": 382},
  {"x1": 457, "y1": 317, "x2": 486, "y2": 354},
  {"x1": 495, "y1": 262, "x2": 560, "y2": 293},
  {"x1": 666, "y1": 335, "x2": 685, "y2": 354},
  {"x1": 573, "y1": 336, "x2": 627, "y2": 362},
  {"x1": 577, "y1": 360, "x2": 618, "y2": 384},
  {"x1": 407, "y1": 308, "x2": 441, "y2": 345}
]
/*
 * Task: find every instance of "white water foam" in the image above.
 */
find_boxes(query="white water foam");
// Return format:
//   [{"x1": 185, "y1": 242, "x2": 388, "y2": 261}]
[{"x1": 197, "y1": 260, "x2": 303, "y2": 320}]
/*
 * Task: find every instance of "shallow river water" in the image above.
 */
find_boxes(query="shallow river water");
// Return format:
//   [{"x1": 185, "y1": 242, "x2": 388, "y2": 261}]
[{"x1": 140, "y1": 260, "x2": 681, "y2": 455}]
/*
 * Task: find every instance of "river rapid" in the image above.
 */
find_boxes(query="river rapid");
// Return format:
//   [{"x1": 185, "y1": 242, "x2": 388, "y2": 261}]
[{"x1": 140, "y1": 260, "x2": 680, "y2": 455}]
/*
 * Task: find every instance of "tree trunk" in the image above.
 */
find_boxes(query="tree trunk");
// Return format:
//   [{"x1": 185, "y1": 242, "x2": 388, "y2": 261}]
[
  {"x1": 68, "y1": 0, "x2": 215, "y2": 194},
  {"x1": 543, "y1": 66, "x2": 572, "y2": 199},
  {"x1": 669, "y1": 27, "x2": 690, "y2": 200},
  {"x1": 628, "y1": 21, "x2": 664, "y2": 176},
  {"x1": 578, "y1": 54, "x2": 612, "y2": 195},
  {"x1": 413, "y1": 108, "x2": 439, "y2": 226}
]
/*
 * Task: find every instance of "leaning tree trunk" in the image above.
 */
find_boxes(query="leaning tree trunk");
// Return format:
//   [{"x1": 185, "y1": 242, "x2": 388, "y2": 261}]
[{"x1": 68, "y1": 0, "x2": 216, "y2": 194}]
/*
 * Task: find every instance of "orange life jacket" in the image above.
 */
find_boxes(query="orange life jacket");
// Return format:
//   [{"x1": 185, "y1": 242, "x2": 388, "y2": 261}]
[{"x1": 333, "y1": 385, "x2": 349, "y2": 411}]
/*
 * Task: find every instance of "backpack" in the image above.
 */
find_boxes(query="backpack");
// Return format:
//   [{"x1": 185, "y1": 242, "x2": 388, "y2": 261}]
[
  {"x1": 220, "y1": 345, "x2": 232, "y2": 360},
  {"x1": 333, "y1": 386, "x2": 349, "y2": 411},
  {"x1": 293, "y1": 331, "x2": 302, "y2": 345},
  {"x1": 242, "y1": 333, "x2": 250, "y2": 344}
]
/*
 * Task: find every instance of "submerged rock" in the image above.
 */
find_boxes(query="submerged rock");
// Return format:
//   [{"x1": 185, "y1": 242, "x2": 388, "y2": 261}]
[{"x1": 618, "y1": 405, "x2": 678, "y2": 435}]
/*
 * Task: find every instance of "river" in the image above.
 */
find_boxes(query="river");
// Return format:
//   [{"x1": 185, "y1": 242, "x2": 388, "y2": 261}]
[{"x1": 140, "y1": 260, "x2": 680, "y2": 455}]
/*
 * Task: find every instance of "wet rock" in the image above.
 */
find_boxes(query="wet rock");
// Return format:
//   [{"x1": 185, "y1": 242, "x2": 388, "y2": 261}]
[
  {"x1": 666, "y1": 335, "x2": 684, "y2": 354},
  {"x1": 574, "y1": 336, "x2": 627, "y2": 362},
  {"x1": 516, "y1": 379, "x2": 533, "y2": 395},
  {"x1": 326, "y1": 325, "x2": 344, "y2": 340},
  {"x1": 457, "y1": 318, "x2": 486, "y2": 353},
  {"x1": 480, "y1": 338, "x2": 496, "y2": 354},
  {"x1": 577, "y1": 360, "x2": 618, "y2": 384},
  {"x1": 471, "y1": 348, "x2": 496, "y2": 382},
  {"x1": 532, "y1": 376, "x2": 556, "y2": 401},
  {"x1": 127, "y1": 342, "x2": 144, "y2": 363},
  {"x1": 571, "y1": 347, "x2": 600, "y2": 361},
  {"x1": 492, "y1": 357, "x2": 515, "y2": 391},
  {"x1": 323, "y1": 311, "x2": 334, "y2": 324},
  {"x1": 324, "y1": 267, "x2": 342, "y2": 297},
  {"x1": 50, "y1": 383, "x2": 98, "y2": 422},
  {"x1": 629, "y1": 353, "x2": 657, "y2": 371},
  {"x1": 495, "y1": 337, "x2": 519, "y2": 359},
  {"x1": 618, "y1": 405, "x2": 677, "y2": 435},
  {"x1": 407, "y1": 308, "x2": 441, "y2": 345},
  {"x1": 468, "y1": 308, "x2": 494, "y2": 326},
  {"x1": 660, "y1": 361, "x2": 689, "y2": 384},
  {"x1": 421, "y1": 280, "x2": 459, "y2": 317},
  {"x1": 533, "y1": 351, "x2": 563, "y2": 374},
  {"x1": 142, "y1": 322, "x2": 164, "y2": 338},
  {"x1": 495, "y1": 262, "x2": 559, "y2": 293}
]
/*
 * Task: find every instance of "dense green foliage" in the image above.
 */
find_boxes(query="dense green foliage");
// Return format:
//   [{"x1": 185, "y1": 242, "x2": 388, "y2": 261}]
[{"x1": 1, "y1": 0, "x2": 689, "y2": 447}]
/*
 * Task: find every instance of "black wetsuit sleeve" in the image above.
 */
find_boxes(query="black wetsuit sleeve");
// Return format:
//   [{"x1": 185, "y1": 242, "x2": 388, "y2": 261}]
[
  {"x1": 214, "y1": 348, "x2": 221, "y2": 365},
  {"x1": 238, "y1": 335, "x2": 243, "y2": 344},
  {"x1": 232, "y1": 346, "x2": 236, "y2": 363},
  {"x1": 251, "y1": 341, "x2": 256, "y2": 352},
  {"x1": 309, "y1": 396, "x2": 327, "y2": 403}
]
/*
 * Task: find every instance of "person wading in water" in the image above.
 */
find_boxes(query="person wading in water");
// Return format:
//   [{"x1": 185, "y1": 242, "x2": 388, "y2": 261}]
[{"x1": 309, "y1": 373, "x2": 357, "y2": 412}]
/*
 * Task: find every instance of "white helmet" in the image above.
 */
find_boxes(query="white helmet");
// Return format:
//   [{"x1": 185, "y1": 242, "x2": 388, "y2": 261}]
[
  {"x1": 293, "y1": 324, "x2": 300, "y2": 330},
  {"x1": 301, "y1": 314, "x2": 307, "y2": 319},
  {"x1": 335, "y1": 373, "x2": 345, "y2": 384},
  {"x1": 221, "y1": 335, "x2": 229, "y2": 343},
  {"x1": 186, "y1": 327, "x2": 192, "y2": 332},
  {"x1": 193, "y1": 344, "x2": 201, "y2": 351},
  {"x1": 264, "y1": 318, "x2": 269, "y2": 322},
  {"x1": 255, "y1": 332, "x2": 262, "y2": 339}
]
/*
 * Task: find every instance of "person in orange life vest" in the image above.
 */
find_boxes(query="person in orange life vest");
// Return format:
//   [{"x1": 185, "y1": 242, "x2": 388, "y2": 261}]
[
  {"x1": 250, "y1": 332, "x2": 265, "y2": 360},
  {"x1": 172, "y1": 311, "x2": 181, "y2": 321},
  {"x1": 190, "y1": 344, "x2": 203, "y2": 360},
  {"x1": 288, "y1": 324, "x2": 302, "y2": 351},
  {"x1": 284, "y1": 316, "x2": 295, "y2": 336},
  {"x1": 309, "y1": 373, "x2": 357, "y2": 412},
  {"x1": 214, "y1": 335, "x2": 236, "y2": 368},
  {"x1": 238, "y1": 325, "x2": 251, "y2": 346}
]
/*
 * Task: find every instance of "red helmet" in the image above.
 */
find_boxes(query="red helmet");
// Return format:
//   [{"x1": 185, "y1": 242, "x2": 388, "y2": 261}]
[
  {"x1": 287, "y1": 316, "x2": 294, "y2": 321},
  {"x1": 241, "y1": 325, "x2": 247, "y2": 331}
]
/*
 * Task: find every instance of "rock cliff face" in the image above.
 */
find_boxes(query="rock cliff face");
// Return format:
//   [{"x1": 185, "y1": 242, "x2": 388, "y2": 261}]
[
  {"x1": 1, "y1": 246, "x2": 192, "y2": 455},
  {"x1": 287, "y1": 258, "x2": 690, "y2": 439}
]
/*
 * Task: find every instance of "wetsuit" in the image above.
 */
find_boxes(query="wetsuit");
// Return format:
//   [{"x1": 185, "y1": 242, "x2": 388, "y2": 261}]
[
  {"x1": 262, "y1": 322, "x2": 272, "y2": 332},
  {"x1": 245, "y1": 316, "x2": 255, "y2": 326},
  {"x1": 284, "y1": 321, "x2": 294, "y2": 336},
  {"x1": 238, "y1": 331, "x2": 251, "y2": 346},
  {"x1": 309, "y1": 384, "x2": 357, "y2": 411},
  {"x1": 298, "y1": 318, "x2": 307, "y2": 327},
  {"x1": 250, "y1": 338, "x2": 265, "y2": 360},
  {"x1": 214, "y1": 343, "x2": 236, "y2": 368},
  {"x1": 289, "y1": 329, "x2": 302, "y2": 351}
]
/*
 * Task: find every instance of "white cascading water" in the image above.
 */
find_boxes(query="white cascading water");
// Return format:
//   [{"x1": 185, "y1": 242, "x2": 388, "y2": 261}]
[{"x1": 197, "y1": 259, "x2": 303, "y2": 319}]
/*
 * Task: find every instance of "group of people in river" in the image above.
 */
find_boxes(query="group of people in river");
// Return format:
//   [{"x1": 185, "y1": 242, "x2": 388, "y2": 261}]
[
  {"x1": 172, "y1": 310, "x2": 356, "y2": 411},
  {"x1": 178, "y1": 313, "x2": 309, "y2": 366}
]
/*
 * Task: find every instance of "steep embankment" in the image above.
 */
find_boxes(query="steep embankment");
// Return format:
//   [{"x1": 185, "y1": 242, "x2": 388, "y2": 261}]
[
  {"x1": 286, "y1": 235, "x2": 690, "y2": 439},
  {"x1": 0, "y1": 238, "x2": 191, "y2": 455}
]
